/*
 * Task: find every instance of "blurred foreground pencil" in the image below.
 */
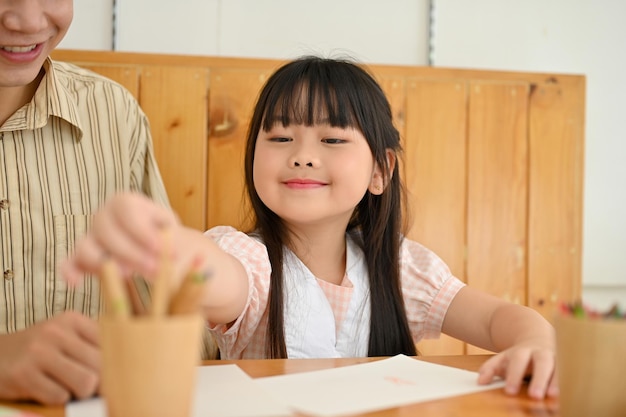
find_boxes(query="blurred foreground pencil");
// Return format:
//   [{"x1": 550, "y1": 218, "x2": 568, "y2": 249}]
[
  {"x1": 168, "y1": 269, "x2": 212, "y2": 315},
  {"x1": 151, "y1": 229, "x2": 173, "y2": 317},
  {"x1": 100, "y1": 259, "x2": 130, "y2": 319},
  {"x1": 125, "y1": 276, "x2": 147, "y2": 316}
]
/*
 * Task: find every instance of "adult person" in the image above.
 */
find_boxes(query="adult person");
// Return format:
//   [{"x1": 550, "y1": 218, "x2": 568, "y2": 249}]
[{"x1": 0, "y1": 0, "x2": 207, "y2": 405}]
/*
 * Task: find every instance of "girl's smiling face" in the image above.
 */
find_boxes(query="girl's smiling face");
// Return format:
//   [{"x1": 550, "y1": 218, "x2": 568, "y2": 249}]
[
  {"x1": 244, "y1": 58, "x2": 401, "y2": 237},
  {"x1": 253, "y1": 122, "x2": 382, "y2": 228}
]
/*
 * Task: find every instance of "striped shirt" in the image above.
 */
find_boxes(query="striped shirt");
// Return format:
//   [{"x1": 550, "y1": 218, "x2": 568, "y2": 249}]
[
  {"x1": 206, "y1": 226, "x2": 466, "y2": 359},
  {"x1": 0, "y1": 59, "x2": 168, "y2": 333}
]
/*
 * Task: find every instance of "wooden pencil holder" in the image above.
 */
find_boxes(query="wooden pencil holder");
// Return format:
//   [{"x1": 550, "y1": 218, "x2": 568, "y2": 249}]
[
  {"x1": 555, "y1": 314, "x2": 626, "y2": 417},
  {"x1": 100, "y1": 314, "x2": 204, "y2": 417}
]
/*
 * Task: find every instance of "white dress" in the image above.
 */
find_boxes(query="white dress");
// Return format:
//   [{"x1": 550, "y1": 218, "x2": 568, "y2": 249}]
[{"x1": 282, "y1": 234, "x2": 370, "y2": 357}]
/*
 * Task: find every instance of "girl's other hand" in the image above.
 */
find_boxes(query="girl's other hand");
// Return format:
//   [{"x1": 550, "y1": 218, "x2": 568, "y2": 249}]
[
  {"x1": 60, "y1": 192, "x2": 179, "y2": 284},
  {"x1": 443, "y1": 286, "x2": 557, "y2": 400},
  {"x1": 477, "y1": 341, "x2": 559, "y2": 400}
]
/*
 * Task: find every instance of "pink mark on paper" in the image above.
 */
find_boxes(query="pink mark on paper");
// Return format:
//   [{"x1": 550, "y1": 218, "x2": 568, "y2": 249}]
[{"x1": 383, "y1": 376, "x2": 417, "y2": 386}]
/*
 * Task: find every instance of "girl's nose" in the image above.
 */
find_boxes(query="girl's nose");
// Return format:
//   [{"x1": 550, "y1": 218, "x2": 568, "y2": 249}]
[
  {"x1": 290, "y1": 154, "x2": 319, "y2": 168},
  {"x1": 2, "y1": 1, "x2": 48, "y2": 33},
  {"x1": 288, "y1": 142, "x2": 319, "y2": 168}
]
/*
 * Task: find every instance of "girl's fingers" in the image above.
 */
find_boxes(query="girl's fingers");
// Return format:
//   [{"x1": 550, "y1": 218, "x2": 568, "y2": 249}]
[
  {"x1": 62, "y1": 193, "x2": 183, "y2": 285},
  {"x1": 477, "y1": 356, "x2": 498, "y2": 384},
  {"x1": 481, "y1": 349, "x2": 555, "y2": 399},
  {"x1": 65, "y1": 235, "x2": 108, "y2": 277},
  {"x1": 547, "y1": 368, "x2": 560, "y2": 397},
  {"x1": 479, "y1": 351, "x2": 527, "y2": 395},
  {"x1": 89, "y1": 194, "x2": 177, "y2": 275},
  {"x1": 526, "y1": 350, "x2": 556, "y2": 399},
  {"x1": 58, "y1": 260, "x2": 82, "y2": 285},
  {"x1": 109, "y1": 193, "x2": 178, "y2": 255},
  {"x1": 92, "y1": 215, "x2": 157, "y2": 276},
  {"x1": 503, "y1": 351, "x2": 531, "y2": 396}
]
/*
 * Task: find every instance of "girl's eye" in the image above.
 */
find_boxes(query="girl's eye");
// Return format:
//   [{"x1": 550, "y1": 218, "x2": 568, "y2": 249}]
[
  {"x1": 269, "y1": 137, "x2": 291, "y2": 143},
  {"x1": 322, "y1": 138, "x2": 346, "y2": 144}
]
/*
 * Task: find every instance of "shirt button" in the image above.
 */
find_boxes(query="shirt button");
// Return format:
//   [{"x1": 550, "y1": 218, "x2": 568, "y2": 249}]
[
  {"x1": 3, "y1": 270, "x2": 13, "y2": 280},
  {"x1": 0, "y1": 199, "x2": 9, "y2": 210}
]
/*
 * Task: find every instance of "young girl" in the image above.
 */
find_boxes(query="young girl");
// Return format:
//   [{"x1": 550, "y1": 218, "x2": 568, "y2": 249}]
[{"x1": 61, "y1": 56, "x2": 558, "y2": 400}]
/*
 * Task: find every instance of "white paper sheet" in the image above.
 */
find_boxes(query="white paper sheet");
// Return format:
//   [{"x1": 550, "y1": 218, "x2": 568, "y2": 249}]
[
  {"x1": 256, "y1": 354, "x2": 505, "y2": 416},
  {"x1": 67, "y1": 355, "x2": 504, "y2": 417},
  {"x1": 66, "y1": 364, "x2": 292, "y2": 417}
]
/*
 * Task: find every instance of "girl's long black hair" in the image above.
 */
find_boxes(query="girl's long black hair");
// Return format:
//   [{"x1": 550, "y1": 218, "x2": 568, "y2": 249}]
[{"x1": 244, "y1": 56, "x2": 417, "y2": 358}]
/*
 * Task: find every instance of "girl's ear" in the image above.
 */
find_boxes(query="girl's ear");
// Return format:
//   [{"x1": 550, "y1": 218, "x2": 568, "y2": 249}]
[{"x1": 368, "y1": 149, "x2": 396, "y2": 195}]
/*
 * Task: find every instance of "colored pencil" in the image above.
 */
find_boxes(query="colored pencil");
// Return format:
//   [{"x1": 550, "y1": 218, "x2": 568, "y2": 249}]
[
  {"x1": 100, "y1": 258, "x2": 130, "y2": 319},
  {"x1": 150, "y1": 229, "x2": 173, "y2": 317},
  {"x1": 168, "y1": 268, "x2": 212, "y2": 315}
]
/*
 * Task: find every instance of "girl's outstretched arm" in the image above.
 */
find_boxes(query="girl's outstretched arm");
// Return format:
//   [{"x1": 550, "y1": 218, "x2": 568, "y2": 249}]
[
  {"x1": 441, "y1": 286, "x2": 558, "y2": 400},
  {"x1": 59, "y1": 192, "x2": 249, "y2": 325}
]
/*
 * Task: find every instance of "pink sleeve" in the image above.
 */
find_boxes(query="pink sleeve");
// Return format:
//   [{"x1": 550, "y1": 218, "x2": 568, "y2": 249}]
[
  {"x1": 204, "y1": 226, "x2": 271, "y2": 358},
  {"x1": 400, "y1": 238, "x2": 465, "y2": 341}
]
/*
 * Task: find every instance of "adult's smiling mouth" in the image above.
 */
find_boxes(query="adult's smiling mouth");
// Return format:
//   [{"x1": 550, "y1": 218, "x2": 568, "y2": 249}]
[{"x1": 1, "y1": 44, "x2": 38, "y2": 53}]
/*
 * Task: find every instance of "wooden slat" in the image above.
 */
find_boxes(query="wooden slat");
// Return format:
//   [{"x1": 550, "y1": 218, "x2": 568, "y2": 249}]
[
  {"x1": 403, "y1": 79, "x2": 468, "y2": 355},
  {"x1": 206, "y1": 68, "x2": 270, "y2": 230},
  {"x1": 527, "y1": 82, "x2": 585, "y2": 320},
  {"x1": 53, "y1": 49, "x2": 284, "y2": 71},
  {"x1": 466, "y1": 81, "x2": 529, "y2": 353},
  {"x1": 53, "y1": 48, "x2": 585, "y2": 90},
  {"x1": 75, "y1": 65, "x2": 139, "y2": 99},
  {"x1": 139, "y1": 66, "x2": 209, "y2": 230},
  {"x1": 377, "y1": 75, "x2": 406, "y2": 137}
]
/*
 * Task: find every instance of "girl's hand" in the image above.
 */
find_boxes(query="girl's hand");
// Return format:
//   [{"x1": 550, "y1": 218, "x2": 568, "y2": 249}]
[
  {"x1": 442, "y1": 287, "x2": 558, "y2": 400},
  {"x1": 61, "y1": 191, "x2": 250, "y2": 325},
  {"x1": 477, "y1": 340, "x2": 559, "y2": 400},
  {"x1": 60, "y1": 192, "x2": 180, "y2": 284}
]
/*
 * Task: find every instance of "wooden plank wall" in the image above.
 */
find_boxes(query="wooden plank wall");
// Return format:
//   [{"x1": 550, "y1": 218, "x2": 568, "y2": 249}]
[
  {"x1": 51, "y1": 50, "x2": 585, "y2": 355},
  {"x1": 400, "y1": 79, "x2": 467, "y2": 354},
  {"x1": 140, "y1": 66, "x2": 209, "y2": 231}
]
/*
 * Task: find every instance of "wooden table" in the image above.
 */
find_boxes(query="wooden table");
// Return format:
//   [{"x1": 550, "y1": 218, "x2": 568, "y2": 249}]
[{"x1": 2, "y1": 355, "x2": 560, "y2": 416}]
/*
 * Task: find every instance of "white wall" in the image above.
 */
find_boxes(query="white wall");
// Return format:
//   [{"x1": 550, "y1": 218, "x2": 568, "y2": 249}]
[
  {"x1": 59, "y1": 0, "x2": 113, "y2": 50},
  {"x1": 113, "y1": 0, "x2": 430, "y2": 65},
  {"x1": 59, "y1": 0, "x2": 625, "y2": 307}
]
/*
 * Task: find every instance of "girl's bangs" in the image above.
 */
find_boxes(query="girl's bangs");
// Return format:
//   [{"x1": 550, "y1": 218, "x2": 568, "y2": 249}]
[{"x1": 260, "y1": 70, "x2": 359, "y2": 130}]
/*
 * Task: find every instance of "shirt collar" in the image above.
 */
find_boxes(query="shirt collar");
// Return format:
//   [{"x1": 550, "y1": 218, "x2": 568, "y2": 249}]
[{"x1": 2, "y1": 58, "x2": 84, "y2": 140}]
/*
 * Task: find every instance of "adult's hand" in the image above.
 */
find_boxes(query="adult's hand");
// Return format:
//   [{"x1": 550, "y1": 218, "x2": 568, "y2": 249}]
[{"x1": 0, "y1": 311, "x2": 100, "y2": 405}]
